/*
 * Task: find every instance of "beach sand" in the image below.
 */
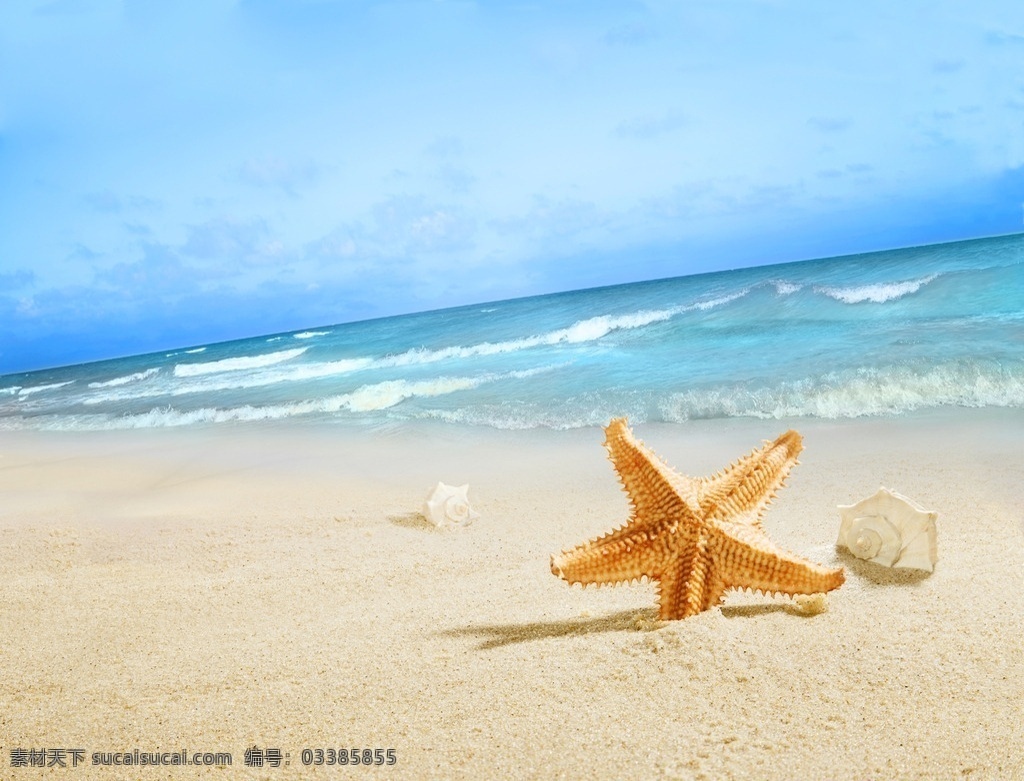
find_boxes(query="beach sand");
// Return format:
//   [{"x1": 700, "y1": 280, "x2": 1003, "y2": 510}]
[{"x1": 1, "y1": 409, "x2": 1022, "y2": 779}]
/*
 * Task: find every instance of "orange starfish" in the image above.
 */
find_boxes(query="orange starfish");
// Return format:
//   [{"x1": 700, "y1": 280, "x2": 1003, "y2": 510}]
[{"x1": 551, "y1": 418, "x2": 844, "y2": 620}]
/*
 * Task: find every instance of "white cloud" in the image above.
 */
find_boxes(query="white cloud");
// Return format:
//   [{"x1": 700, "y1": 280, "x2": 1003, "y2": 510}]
[
  {"x1": 369, "y1": 195, "x2": 476, "y2": 254},
  {"x1": 180, "y1": 217, "x2": 275, "y2": 263},
  {"x1": 305, "y1": 194, "x2": 478, "y2": 287},
  {"x1": 492, "y1": 195, "x2": 609, "y2": 244}
]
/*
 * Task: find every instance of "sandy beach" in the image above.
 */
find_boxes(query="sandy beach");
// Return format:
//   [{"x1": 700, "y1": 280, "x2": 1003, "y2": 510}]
[{"x1": 1, "y1": 409, "x2": 1022, "y2": 780}]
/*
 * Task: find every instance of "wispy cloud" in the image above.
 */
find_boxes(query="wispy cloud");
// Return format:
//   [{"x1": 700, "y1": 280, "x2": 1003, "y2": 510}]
[
  {"x1": 614, "y1": 110, "x2": 688, "y2": 140},
  {"x1": 932, "y1": 58, "x2": 965, "y2": 74},
  {"x1": 83, "y1": 191, "x2": 122, "y2": 213},
  {"x1": 985, "y1": 30, "x2": 1024, "y2": 47},
  {"x1": 179, "y1": 217, "x2": 285, "y2": 268},
  {"x1": 433, "y1": 163, "x2": 476, "y2": 194},
  {"x1": 371, "y1": 195, "x2": 476, "y2": 254},
  {"x1": 83, "y1": 191, "x2": 161, "y2": 214},
  {"x1": 234, "y1": 156, "x2": 326, "y2": 196},
  {"x1": 492, "y1": 195, "x2": 609, "y2": 244},
  {"x1": 95, "y1": 242, "x2": 204, "y2": 297},
  {"x1": 69, "y1": 243, "x2": 101, "y2": 261},
  {"x1": 424, "y1": 136, "x2": 465, "y2": 158},
  {"x1": 603, "y1": 24, "x2": 656, "y2": 47},
  {"x1": 124, "y1": 222, "x2": 154, "y2": 237},
  {"x1": 807, "y1": 116, "x2": 853, "y2": 133},
  {"x1": 308, "y1": 194, "x2": 477, "y2": 266},
  {"x1": 0, "y1": 269, "x2": 35, "y2": 289}
]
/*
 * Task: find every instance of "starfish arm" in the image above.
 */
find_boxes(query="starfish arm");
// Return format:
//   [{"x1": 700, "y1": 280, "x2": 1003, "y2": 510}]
[
  {"x1": 712, "y1": 522, "x2": 845, "y2": 597},
  {"x1": 550, "y1": 518, "x2": 675, "y2": 587},
  {"x1": 699, "y1": 430, "x2": 803, "y2": 528},
  {"x1": 656, "y1": 536, "x2": 726, "y2": 620},
  {"x1": 604, "y1": 417, "x2": 700, "y2": 519}
]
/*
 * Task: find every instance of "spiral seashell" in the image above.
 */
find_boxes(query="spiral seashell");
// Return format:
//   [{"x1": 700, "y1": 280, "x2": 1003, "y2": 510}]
[
  {"x1": 837, "y1": 487, "x2": 938, "y2": 572},
  {"x1": 846, "y1": 515, "x2": 902, "y2": 566},
  {"x1": 422, "y1": 482, "x2": 479, "y2": 528}
]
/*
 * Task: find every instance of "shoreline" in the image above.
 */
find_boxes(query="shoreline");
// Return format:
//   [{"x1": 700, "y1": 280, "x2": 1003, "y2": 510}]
[{"x1": 1, "y1": 407, "x2": 1022, "y2": 778}]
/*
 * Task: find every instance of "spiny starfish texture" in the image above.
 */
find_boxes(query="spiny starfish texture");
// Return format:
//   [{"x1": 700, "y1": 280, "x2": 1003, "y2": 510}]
[{"x1": 551, "y1": 418, "x2": 844, "y2": 620}]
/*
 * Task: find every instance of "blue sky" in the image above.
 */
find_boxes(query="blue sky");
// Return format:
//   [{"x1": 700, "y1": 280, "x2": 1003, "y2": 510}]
[{"x1": 2, "y1": 0, "x2": 1023, "y2": 374}]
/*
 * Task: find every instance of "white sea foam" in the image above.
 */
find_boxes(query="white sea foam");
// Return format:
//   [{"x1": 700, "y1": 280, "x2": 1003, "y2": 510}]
[
  {"x1": 17, "y1": 381, "x2": 74, "y2": 398},
  {"x1": 660, "y1": 360, "x2": 1024, "y2": 421},
  {"x1": 87, "y1": 301, "x2": 746, "y2": 403},
  {"x1": 772, "y1": 280, "x2": 802, "y2": 296},
  {"x1": 413, "y1": 391, "x2": 649, "y2": 430},
  {"x1": 688, "y1": 290, "x2": 751, "y2": 311},
  {"x1": 88, "y1": 368, "x2": 160, "y2": 389},
  {"x1": 84, "y1": 355, "x2": 376, "y2": 404},
  {"x1": 88, "y1": 335, "x2": 572, "y2": 403},
  {"x1": 173, "y1": 347, "x2": 308, "y2": 377},
  {"x1": 816, "y1": 274, "x2": 939, "y2": 304},
  {"x1": 342, "y1": 376, "x2": 482, "y2": 412},
  {"x1": 166, "y1": 346, "x2": 208, "y2": 357},
  {"x1": 0, "y1": 385, "x2": 22, "y2": 396},
  {"x1": 378, "y1": 305, "x2": 707, "y2": 367},
  {"x1": 293, "y1": 330, "x2": 331, "y2": 339},
  {"x1": 185, "y1": 309, "x2": 687, "y2": 392},
  {"x1": 49, "y1": 367, "x2": 556, "y2": 429}
]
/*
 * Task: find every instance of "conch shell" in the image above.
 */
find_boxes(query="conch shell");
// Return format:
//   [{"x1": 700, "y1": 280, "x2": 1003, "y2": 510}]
[
  {"x1": 837, "y1": 487, "x2": 938, "y2": 572},
  {"x1": 422, "y1": 482, "x2": 479, "y2": 528}
]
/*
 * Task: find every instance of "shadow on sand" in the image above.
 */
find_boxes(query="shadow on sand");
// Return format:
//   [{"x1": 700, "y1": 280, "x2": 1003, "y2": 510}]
[
  {"x1": 387, "y1": 512, "x2": 436, "y2": 530},
  {"x1": 439, "y1": 609, "x2": 660, "y2": 650},
  {"x1": 834, "y1": 546, "x2": 933, "y2": 586},
  {"x1": 719, "y1": 602, "x2": 818, "y2": 619}
]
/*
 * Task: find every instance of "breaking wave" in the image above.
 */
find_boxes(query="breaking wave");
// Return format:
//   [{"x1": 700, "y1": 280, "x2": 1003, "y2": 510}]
[
  {"x1": 85, "y1": 303, "x2": 742, "y2": 403},
  {"x1": 660, "y1": 360, "x2": 1024, "y2": 421},
  {"x1": 17, "y1": 381, "x2": 75, "y2": 398},
  {"x1": 9, "y1": 367, "x2": 555, "y2": 430},
  {"x1": 815, "y1": 275, "x2": 939, "y2": 304},
  {"x1": 88, "y1": 368, "x2": 160, "y2": 388},
  {"x1": 173, "y1": 347, "x2": 308, "y2": 377}
]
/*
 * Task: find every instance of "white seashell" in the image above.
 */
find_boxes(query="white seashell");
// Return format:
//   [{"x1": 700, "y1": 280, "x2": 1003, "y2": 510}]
[
  {"x1": 837, "y1": 487, "x2": 938, "y2": 572},
  {"x1": 422, "y1": 482, "x2": 479, "y2": 528}
]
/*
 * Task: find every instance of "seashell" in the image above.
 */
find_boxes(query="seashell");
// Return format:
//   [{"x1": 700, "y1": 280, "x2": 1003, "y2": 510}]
[
  {"x1": 422, "y1": 482, "x2": 479, "y2": 528},
  {"x1": 837, "y1": 487, "x2": 938, "y2": 572}
]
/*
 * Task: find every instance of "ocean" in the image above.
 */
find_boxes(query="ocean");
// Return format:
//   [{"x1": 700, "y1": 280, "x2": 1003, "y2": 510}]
[{"x1": 2, "y1": 234, "x2": 1022, "y2": 432}]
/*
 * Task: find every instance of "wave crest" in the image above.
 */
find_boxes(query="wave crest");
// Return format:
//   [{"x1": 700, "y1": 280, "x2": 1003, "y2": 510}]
[
  {"x1": 816, "y1": 274, "x2": 939, "y2": 304},
  {"x1": 88, "y1": 368, "x2": 160, "y2": 388},
  {"x1": 660, "y1": 360, "x2": 1024, "y2": 421},
  {"x1": 173, "y1": 348, "x2": 308, "y2": 377},
  {"x1": 30, "y1": 367, "x2": 556, "y2": 429},
  {"x1": 17, "y1": 381, "x2": 75, "y2": 398}
]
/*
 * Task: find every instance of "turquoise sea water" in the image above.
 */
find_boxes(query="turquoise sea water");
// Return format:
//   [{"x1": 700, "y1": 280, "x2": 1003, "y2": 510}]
[{"x1": 2, "y1": 234, "x2": 1022, "y2": 431}]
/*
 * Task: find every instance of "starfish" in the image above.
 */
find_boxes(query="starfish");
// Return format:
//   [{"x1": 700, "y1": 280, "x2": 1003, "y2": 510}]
[{"x1": 551, "y1": 418, "x2": 844, "y2": 620}]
